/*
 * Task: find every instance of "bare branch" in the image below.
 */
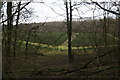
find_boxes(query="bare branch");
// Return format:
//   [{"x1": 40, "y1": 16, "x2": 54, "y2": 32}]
[
  {"x1": 81, "y1": 47, "x2": 119, "y2": 69},
  {"x1": 92, "y1": 1, "x2": 120, "y2": 15},
  {"x1": 0, "y1": 2, "x2": 31, "y2": 24}
]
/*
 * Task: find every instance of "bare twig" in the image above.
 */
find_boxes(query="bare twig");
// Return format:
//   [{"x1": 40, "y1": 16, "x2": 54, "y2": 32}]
[
  {"x1": 0, "y1": 2, "x2": 31, "y2": 24},
  {"x1": 81, "y1": 47, "x2": 119, "y2": 69},
  {"x1": 92, "y1": 1, "x2": 120, "y2": 15}
]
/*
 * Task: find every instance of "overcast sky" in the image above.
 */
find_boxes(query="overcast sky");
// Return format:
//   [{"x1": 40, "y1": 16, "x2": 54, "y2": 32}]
[
  {"x1": 26, "y1": 0, "x2": 66, "y2": 23},
  {"x1": 24, "y1": 0, "x2": 94, "y2": 23},
  {"x1": 23, "y1": 0, "x2": 117, "y2": 23},
  {"x1": 1, "y1": 0, "x2": 117, "y2": 24}
]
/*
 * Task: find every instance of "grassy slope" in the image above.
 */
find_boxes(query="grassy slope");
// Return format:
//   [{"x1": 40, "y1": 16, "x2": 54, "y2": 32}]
[
  {"x1": 18, "y1": 31, "x2": 117, "y2": 47},
  {"x1": 72, "y1": 33, "x2": 117, "y2": 47},
  {"x1": 18, "y1": 32, "x2": 67, "y2": 46}
]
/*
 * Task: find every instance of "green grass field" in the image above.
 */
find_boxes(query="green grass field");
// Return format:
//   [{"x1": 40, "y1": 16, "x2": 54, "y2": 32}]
[
  {"x1": 17, "y1": 31, "x2": 118, "y2": 46},
  {"x1": 14, "y1": 31, "x2": 119, "y2": 55}
]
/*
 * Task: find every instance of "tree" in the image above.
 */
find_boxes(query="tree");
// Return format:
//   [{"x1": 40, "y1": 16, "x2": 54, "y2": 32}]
[
  {"x1": 117, "y1": 1, "x2": 120, "y2": 77},
  {"x1": 65, "y1": 0, "x2": 73, "y2": 63},
  {"x1": 92, "y1": 1, "x2": 120, "y2": 62},
  {"x1": 92, "y1": 1, "x2": 120, "y2": 15},
  {"x1": 3, "y1": 2, "x2": 13, "y2": 78},
  {"x1": 2, "y1": 2, "x2": 31, "y2": 77},
  {"x1": 6, "y1": 2, "x2": 13, "y2": 57},
  {"x1": 13, "y1": 2, "x2": 21, "y2": 57},
  {"x1": 1, "y1": 2, "x2": 30, "y2": 24}
]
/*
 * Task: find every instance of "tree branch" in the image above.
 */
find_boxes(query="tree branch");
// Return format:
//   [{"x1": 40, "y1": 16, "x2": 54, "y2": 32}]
[
  {"x1": 0, "y1": 2, "x2": 31, "y2": 24},
  {"x1": 92, "y1": 1, "x2": 120, "y2": 15},
  {"x1": 81, "y1": 47, "x2": 119, "y2": 69}
]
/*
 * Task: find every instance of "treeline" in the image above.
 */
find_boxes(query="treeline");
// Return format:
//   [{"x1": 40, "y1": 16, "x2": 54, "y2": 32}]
[{"x1": 17, "y1": 17, "x2": 118, "y2": 33}]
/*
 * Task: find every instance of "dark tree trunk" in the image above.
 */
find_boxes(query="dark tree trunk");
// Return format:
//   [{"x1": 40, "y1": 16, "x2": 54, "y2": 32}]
[
  {"x1": 69, "y1": 0, "x2": 73, "y2": 63},
  {"x1": 25, "y1": 29, "x2": 32, "y2": 57},
  {"x1": 13, "y1": 2, "x2": 21, "y2": 57},
  {"x1": 6, "y1": 2, "x2": 13, "y2": 57},
  {"x1": 3, "y1": 2, "x2": 13, "y2": 77},
  {"x1": 65, "y1": 0, "x2": 73, "y2": 63},
  {"x1": 118, "y1": 1, "x2": 120, "y2": 78}
]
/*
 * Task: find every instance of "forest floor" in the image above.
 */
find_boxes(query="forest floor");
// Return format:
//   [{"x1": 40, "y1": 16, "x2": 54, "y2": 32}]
[{"x1": 2, "y1": 48, "x2": 118, "y2": 79}]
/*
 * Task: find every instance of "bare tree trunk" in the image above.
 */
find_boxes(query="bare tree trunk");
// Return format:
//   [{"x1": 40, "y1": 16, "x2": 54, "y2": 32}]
[
  {"x1": 117, "y1": 1, "x2": 120, "y2": 77},
  {"x1": 25, "y1": 30, "x2": 32, "y2": 57},
  {"x1": 65, "y1": 0, "x2": 73, "y2": 63},
  {"x1": 69, "y1": 0, "x2": 73, "y2": 63},
  {"x1": 25, "y1": 26, "x2": 40, "y2": 57},
  {"x1": 103, "y1": 4, "x2": 107, "y2": 52},
  {"x1": 3, "y1": 2, "x2": 13, "y2": 78},
  {"x1": 13, "y1": 2, "x2": 21, "y2": 57},
  {"x1": 6, "y1": 2, "x2": 13, "y2": 57}
]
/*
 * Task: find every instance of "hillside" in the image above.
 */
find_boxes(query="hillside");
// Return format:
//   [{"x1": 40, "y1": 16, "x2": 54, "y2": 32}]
[{"x1": 18, "y1": 18, "x2": 118, "y2": 33}]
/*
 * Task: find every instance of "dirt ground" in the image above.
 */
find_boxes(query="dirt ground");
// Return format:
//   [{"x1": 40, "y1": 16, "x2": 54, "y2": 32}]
[{"x1": 2, "y1": 49, "x2": 118, "y2": 79}]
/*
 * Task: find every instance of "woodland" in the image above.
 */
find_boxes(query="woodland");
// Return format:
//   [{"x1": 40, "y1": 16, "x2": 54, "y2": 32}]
[{"x1": 1, "y1": 0, "x2": 120, "y2": 79}]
